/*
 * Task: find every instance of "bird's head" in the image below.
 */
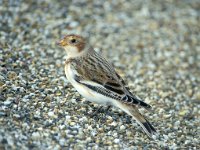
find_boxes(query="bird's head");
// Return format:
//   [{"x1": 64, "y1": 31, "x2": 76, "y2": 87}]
[{"x1": 57, "y1": 34, "x2": 86, "y2": 57}]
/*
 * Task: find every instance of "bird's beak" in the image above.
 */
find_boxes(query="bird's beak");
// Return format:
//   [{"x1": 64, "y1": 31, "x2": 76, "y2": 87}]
[{"x1": 56, "y1": 39, "x2": 67, "y2": 47}]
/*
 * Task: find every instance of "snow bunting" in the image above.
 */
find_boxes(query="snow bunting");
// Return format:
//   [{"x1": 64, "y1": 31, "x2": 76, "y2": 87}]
[{"x1": 57, "y1": 34, "x2": 157, "y2": 138}]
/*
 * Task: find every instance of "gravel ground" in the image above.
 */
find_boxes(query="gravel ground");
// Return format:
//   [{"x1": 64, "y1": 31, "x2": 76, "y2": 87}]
[{"x1": 0, "y1": 0, "x2": 200, "y2": 149}]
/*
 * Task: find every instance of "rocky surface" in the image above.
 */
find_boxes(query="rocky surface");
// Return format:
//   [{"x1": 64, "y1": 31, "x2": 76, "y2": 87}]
[{"x1": 0, "y1": 0, "x2": 200, "y2": 149}]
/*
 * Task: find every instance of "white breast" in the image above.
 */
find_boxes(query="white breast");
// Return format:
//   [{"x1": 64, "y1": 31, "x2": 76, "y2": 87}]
[
  {"x1": 64, "y1": 63, "x2": 116, "y2": 105},
  {"x1": 65, "y1": 63, "x2": 95, "y2": 100}
]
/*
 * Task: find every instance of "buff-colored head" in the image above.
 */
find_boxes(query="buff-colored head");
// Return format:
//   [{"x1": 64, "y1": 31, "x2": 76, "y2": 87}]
[{"x1": 57, "y1": 34, "x2": 87, "y2": 57}]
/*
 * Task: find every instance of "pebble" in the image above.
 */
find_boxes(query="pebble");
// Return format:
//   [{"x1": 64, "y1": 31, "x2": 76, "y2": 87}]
[
  {"x1": 32, "y1": 132, "x2": 40, "y2": 140},
  {"x1": 179, "y1": 110, "x2": 188, "y2": 116},
  {"x1": 7, "y1": 71, "x2": 17, "y2": 80},
  {"x1": 0, "y1": 112, "x2": 6, "y2": 116},
  {"x1": 120, "y1": 125, "x2": 126, "y2": 130},
  {"x1": 3, "y1": 100, "x2": 12, "y2": 106},
  {"x1": 48, "y1": 111, "x2": 55, "y2": 117},
  {"x1": 69, "y1": 122, "x2": 76, "y2": 126},
  {"x1": 194, "y1": 92, "x2": 200, "y2": 100},
  {"x1": 114, "y1": 139, "x2": 120, "y2": 144}
]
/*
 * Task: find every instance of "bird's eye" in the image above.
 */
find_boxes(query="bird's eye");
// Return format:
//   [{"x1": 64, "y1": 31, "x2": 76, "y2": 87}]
[{"x1": 71, "y1": 39, "x2": 76, "y2": 43}]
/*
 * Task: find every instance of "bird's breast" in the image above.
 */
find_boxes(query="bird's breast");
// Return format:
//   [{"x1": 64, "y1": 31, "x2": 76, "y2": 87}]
[
  {"x1": 64, "y1": 63, "x2": 73, "y2": 83},
  {"x1": 64, "y1": 61, "x2": 115, "y2": 105},
  {"x1": 64, "y1": 63, "x2": 95, "y2": 98}
]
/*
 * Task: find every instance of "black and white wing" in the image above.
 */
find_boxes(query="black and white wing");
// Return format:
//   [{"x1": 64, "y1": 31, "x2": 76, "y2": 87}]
[{"x1": 71, "y1": 53, "x2": 151, "y2": 110}]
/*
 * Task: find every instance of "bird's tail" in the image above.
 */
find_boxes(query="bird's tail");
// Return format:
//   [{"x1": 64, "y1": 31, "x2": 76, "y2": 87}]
[
  {"x1": 116, "y1": 102, "x2": 157, "y2": 138},
  {"x1": 128, "y1": 94, "x2": 152, "y2": 111},
  {"x1": 133, "y1": 113, "x2": 157, "y2": 138}
]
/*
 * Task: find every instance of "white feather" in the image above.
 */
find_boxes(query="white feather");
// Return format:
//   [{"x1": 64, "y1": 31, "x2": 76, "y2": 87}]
[
  {"x1": 65, "y1": 63, "x2": 118, "y2": 105},
  {"x1": 64, "y1": 45, "x2": 88, "y2": 58}
]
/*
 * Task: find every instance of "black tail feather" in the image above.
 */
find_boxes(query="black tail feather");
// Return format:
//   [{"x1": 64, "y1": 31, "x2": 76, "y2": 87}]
[
  {"x1": 145, "y1": 119, "x2": 157, "y2": 133},
  {"x1": 142, "y1": 119, "x2": 157, "y2": 134},
  {"x1": 139, "y1": 100, "x2": 152, "y2": 109},
  {"x1": 118, "y1": 103, "x2": 157, "y2": 138},
  {"x1": 131, "y1": 95, "x2": 152, "y2": 110}
]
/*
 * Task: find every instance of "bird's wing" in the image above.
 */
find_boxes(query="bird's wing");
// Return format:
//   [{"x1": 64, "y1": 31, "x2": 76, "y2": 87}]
[{"x1": 71, "y1": 52, "x2": 151, "y2": 109}]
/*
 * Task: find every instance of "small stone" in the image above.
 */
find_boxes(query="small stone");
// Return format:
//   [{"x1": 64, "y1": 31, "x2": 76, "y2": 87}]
[
  {"x1": 98, "y1": 128, "x2": 104, "y2": 133},
  {"x1": 69, "y1": 122, "x2": 76, "y2": 126},
  {"x1": 59, "y1": 138, "x2": 66, "y2": 146},
  {"x1": 110, "y1": 121, "x2": 117, "y2": 127},
  {"x1": 105, "y1": 141, "x2": 112, "y2": 145},
  {"x1": 48, "y1": 111, "x2": 54, "y2": 117},
  {"x1": 74, "y1": 144, "x2": 85, "y2": 150},
  {"x1": 120, "y1": 125, "x2": 126, "y2": 130},
  {"x1": 32, "y1": 132, "x2": 40, "y2": 140},
  {"x1": 113, "y1": 144, "x2": 120, "y2": 148},
  {"x1": 4, "y1": 100, "x2": 12, "y2": 106},
  {"x1": 69, "y1": 21, "x2": 79, "y2": 28},
  {"x1": 86, "y1": 137, "x2": 92, "y2": 142},
  {"x1": 194, "y1": 92, "x2": 200, "y2": 100},
  {"x1": 159, "y1": 91, "x2": 169, "y2": 98},
  {"x1": 0, "y1": 75, "x2": 5, "y2": 80},
  {"x1": 78, "y1": 131, "x2": 85, "y2": 140},
  {"x1": 179, "y1": 110, "x2": 188, "y2": 116},
  {"x1": 7, "y1": 136, "x2": 14, "y2": 146},
  {"x1": 0, "y1": 112, "x2": 6, "y2": 116},
  {"x1": 163, "y1": 134, "x2": 169, "y2": 140},
  {"x1": 55, "y1": 90, "x2": 62, "y2": 96},
  {"x1": 174, "y1": 121, "x2": 180, "y2": 126},
  {"x1": 186, "y1": 89, "x2": 193, "y2": 97},
  {"x1": 114, "y1": 139, "x2": 120, "y2": 143},
  {"x1": 163, "y1": 114, "x2": 171, "y2": 119},
  {"x1": 7, "y1": 71, "x2": 17, "y2": 80},
  {"x1": 13, "y1": 114, "x2": 21, "y2": 119},
  {"x1": 65, "y1": 115, "x2": 71, "y2": 120}
]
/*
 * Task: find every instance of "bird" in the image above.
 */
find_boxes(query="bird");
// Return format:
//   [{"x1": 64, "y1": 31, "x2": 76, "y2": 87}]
[{"x1": 57, "y1": 34, "x2": 157, "y2": 138}]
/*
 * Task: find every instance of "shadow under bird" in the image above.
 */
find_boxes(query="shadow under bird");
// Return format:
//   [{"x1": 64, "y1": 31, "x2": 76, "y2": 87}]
[{"x1": 57, "y1": 34, "x2": 157, "y2": 138}]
